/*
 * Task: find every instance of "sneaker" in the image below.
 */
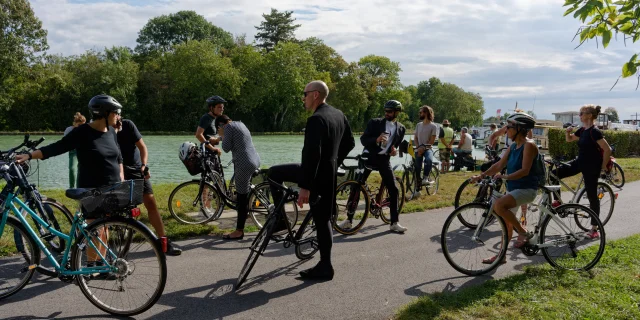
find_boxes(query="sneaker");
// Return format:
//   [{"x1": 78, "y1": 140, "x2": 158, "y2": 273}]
[
  {"x1": 390, "y1": 222, "x2": 407, "y2": 233},
  {"x1": 421, "y1": 177, "x2": 428, "y2": 185},
  {"x1": 166, "y1": 239, "x2": 182, "y2": 256},
  {"x1": 338, "y1": 220, "x2": 352, "y2": 230},
  {"x1": 585, "y1": 229, "x2": 600, "y2": 239}
]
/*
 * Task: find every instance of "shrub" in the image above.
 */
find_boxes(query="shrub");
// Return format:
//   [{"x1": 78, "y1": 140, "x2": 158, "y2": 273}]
[{"x1": 549, "y1": 128, "x2": 640, "y2": 158}]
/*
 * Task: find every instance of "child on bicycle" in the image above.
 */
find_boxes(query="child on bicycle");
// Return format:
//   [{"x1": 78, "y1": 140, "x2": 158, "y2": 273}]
[{"x1": 470, "y1": 112, "x2": 539, "y2": 264}]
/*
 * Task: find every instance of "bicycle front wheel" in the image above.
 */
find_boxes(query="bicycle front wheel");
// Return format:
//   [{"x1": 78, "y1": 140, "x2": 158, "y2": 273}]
[
  {"x1": 610, "y1": 162, "x2": 625, "y2": 189},
  {"x1": 0, "y1": 216, "x2": 40, "y2": 300},
  {"x1": 248, "y1": 182, "x2": 298, "y2": 229},
  {"x1": 295, "y1": 213, "x2": 318, "y2": 260},
  {"x1": 236, "y1": 215, "x2": 275, "y2": 290},
  {"x1": 575, "y1": 182, "x2": 615, "y2": 228},
  {"x1": 441, "y1": 203, "x2": 508, "y2": 276},
  {"x1": 540, "y1": 204, "x2": 606, "y2": 271},
  {"x1": 380, "y1": 177, "x2": 405, "y2": 224},
  {"x1": 72, "y1": 218, "x2": 167, "y2": 316},
  {"x1": 333, "y1": 180, "x2": 370, "y2": 235},
  {"x1": 168, "y1": 180, "x2": 223, "y2": 224}
]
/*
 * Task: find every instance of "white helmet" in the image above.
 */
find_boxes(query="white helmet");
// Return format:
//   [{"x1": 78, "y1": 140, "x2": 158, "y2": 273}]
[
  {"x1": 506, "y1": 112, "x2": 536, "y2": 129},
  {"x1": 179, "y1": 142, "x2": 196, "y2": 161}
]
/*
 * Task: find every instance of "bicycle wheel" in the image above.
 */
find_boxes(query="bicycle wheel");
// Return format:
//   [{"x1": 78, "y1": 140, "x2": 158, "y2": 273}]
[
  {"x1": 540, "y1": 204, "x2": 605, "y2": 271},
  {"x1": 0, "y1": 216, "x2": 39, "y2": 300},
  {"x1": 454, "y1": 178, "x2": 492, "y2": 208},
  {"x1": 295, "y1": 213, "x2": 318, "y2": 260},
  {"x1": 72, "y1": 218, "x2": 166, "y2": 316},
  {"x1": 332, "y1": 180, "x2": 370, "y2": 235},
  {"x1": 402, "y1": 166, "x2": 416, "y2": 201},
  {"x1": 609, "y1": 162, "x2": 625, "y2": 189},
  {"x1": 168, "y1": 180, "x2": 223, "y2": 224},
  {"x1": 425, "y1": 168, "x2": 440, "y2": 195},
  {"x1": 248, "y1": 182, "x2": 298, "y2": 229},
  {"x1": 575, "y1": 182, "x2": 615, "y2": 228},
  {"x1": 42, "y1": 199, "x2": 73, "y2": 253},
  {"x1": 236, "y1": 215, "x2": 275, "y2": 290},
  {"x1": 380, "y1": 177, "x2": 405, "y2": 224},
  {"x1": 441, "y1": 203, "x2": 508, "y2": 276}
]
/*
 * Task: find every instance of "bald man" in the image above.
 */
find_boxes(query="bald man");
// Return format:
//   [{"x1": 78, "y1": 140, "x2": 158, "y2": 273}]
[{"x1": 268, "y1": 80, "x2": 355, "y2": 281}]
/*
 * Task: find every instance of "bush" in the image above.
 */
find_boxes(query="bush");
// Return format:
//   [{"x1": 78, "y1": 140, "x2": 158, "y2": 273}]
[{"x1": 549, "y1": 128, "x2": 640, "y2": 158}]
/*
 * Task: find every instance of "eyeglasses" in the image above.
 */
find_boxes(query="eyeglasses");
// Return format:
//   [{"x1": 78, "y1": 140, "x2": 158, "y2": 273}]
[
  {"x1": 113, "y1": 110, "x2": 121, "y2": 115},
  {"x1": 303, "y1": 90, "x2": 318, "y2": 97}
]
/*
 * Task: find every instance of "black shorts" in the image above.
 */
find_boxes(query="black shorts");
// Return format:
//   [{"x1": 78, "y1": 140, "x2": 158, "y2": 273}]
[{"x1": 124, "y1": 167, "x2": 153, "y2": 195}]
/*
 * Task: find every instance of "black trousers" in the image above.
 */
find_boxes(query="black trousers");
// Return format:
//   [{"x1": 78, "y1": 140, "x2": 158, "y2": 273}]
[
  {"x1": 268, "y1": 163, "x2": 334, "y2": 265},
  {"x1": 235, "y1": 193, "x2": 249, "y2": 231},
  {"x1": 551, "y1": 159, "x2": 601, "y2": 226},
  {"x1": 358, "y1": 154, "x2": 400, "y2": 223}
]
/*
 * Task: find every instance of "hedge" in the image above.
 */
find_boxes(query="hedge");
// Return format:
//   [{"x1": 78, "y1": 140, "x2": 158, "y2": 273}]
[{"x1": 548, "y1": 128, "x2": 640, "y2": 158}]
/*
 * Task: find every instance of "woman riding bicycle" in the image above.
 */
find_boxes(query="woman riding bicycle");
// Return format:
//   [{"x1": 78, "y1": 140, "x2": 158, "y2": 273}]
[
  {"x1": 470, "y1": 112, "x2": 539, "y2": 264},
  {"x1": 552, "y1": 104, "x2": 611, "y2": 239}
]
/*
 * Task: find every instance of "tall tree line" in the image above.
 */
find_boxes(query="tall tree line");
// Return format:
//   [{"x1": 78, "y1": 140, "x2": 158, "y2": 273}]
[{"x1": 1, "y1": 3, "x2": 485, "y2": 132}]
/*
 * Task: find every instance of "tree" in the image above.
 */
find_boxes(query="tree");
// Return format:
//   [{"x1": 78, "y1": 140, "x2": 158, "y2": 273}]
[
  {"x1": 301, "y1": 37, "x2": 348, "y2": 84},
  {"x1": 416, "y1": 77, "x2": 485, "y2": 128},
  {"x1": 255, "y1": 8, "x2": 300, "y2": 52},
  {"x1": 604, "y1": 106, "x2": 620, "y2": 122},
  {"x1": 135, "y1": 11, "x2": 233, "y2": 57},
  {"x1": 563, "y1": 0, "x2": 640, "y2": 86}
]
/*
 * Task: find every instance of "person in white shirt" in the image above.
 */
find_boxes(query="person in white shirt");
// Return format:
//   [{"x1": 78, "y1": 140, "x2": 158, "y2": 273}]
[{"x1": 454, "y1": 127, "x2": 473, "y2": 157}]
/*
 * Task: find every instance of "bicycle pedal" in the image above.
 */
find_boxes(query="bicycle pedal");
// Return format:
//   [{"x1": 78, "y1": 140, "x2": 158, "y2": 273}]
[{"x1": 270, "y1": 235, "x2": 285, "y2": 242}]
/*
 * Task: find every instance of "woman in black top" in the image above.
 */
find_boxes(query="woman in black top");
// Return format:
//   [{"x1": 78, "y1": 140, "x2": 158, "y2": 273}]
[{"x1": 552, "y1": 105, "x2": 612, "y2": 238}]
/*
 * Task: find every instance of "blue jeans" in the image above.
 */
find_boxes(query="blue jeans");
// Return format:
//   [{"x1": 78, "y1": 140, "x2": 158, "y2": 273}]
[{"x1": 415, "y1": 149, "x2": 435, "y2": 182}]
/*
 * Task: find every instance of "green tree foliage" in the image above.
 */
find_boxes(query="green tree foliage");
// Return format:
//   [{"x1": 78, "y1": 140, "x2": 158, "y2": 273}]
[
  {"x1": 411, "y1": 77, "x2": 484, "y2": 128},
  {"x1": 135, "y1": 10, "x2": 234, "y2": 57},
  {"x1": 255, "y1": 8, "x2": 300, "y2": 52},
  {"x1": 563, "y1": 0, "x2": 640, "y2": 83},
  {"x1": 605, "y1": 106, "x2": 620, "y2": 122}
]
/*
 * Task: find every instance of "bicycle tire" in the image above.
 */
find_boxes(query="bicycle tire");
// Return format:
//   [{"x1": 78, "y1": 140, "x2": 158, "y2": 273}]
[
  {"x1": 402, "y1": 166, "x2": 416, "y2": 201},
  {"x1": 575, "y1": 182, "x2": 615, "y2": 228},
  {"x1": 236, "y1": 215, "x2": 275, "y2": 290},
  {"x1": 425, "y1": 169, "x2": 440, "y2": 195},
  {"x1": 454, "y1": 178, "x2": 493, "y2": 209},
  {"x1": 380, "y1": 177, "x2": 405, "y2": 224},
  {"x1": 248, "y1": 182, "x2": 298, "y2": 230},
  {"x1": 441, "y1": 203, "x2": 508, "y2": 276},
  {"x1": 72, "y1": 217, "x2": 167, "y2": 316},
  {"x1": 42, "y1": 199, "x2": 73, "y2": 253},
  {"x1": 609, "y1": 162, "x2": 625, "y2": 188},
  {"x1": 540, "y1": 204, "x2": 605, "y2": 271},
  {"x1": 0, "y1": 216, "x2": 40, "y2": 300},
  {"x1": 332, "y1": 180, "x2": 370, "y2": 235},
  {"x1": 168, "y1": 180, "x2": 223, "y2": 224},
  {"x1": 295, "y1": 212, "x2": 318, "y2": 260}
]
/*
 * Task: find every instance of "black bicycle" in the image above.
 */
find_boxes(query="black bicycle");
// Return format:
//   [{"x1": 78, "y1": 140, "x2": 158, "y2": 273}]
[{"x1": 236, "y1": 179, "x2": 320, "y2": 290}]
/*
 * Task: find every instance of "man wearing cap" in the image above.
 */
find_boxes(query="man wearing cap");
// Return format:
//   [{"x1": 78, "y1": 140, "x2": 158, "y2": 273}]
[{"x1": 438, "y1": 119, "x2": 455, "y2": 172}]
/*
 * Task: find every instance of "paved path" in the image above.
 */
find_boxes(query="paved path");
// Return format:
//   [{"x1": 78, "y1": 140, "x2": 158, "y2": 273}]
[{"x1": 1, "y1": 181, "x2": 637, "y2": 320}]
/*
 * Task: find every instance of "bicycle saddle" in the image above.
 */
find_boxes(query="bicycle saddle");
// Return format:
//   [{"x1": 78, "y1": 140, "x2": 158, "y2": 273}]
[
  {"x1": 65, "y1": 188, "x2": 92, "y2": 200},
  {"x1": 540, "y1": 185, "x2": 561, "y2": 193}
]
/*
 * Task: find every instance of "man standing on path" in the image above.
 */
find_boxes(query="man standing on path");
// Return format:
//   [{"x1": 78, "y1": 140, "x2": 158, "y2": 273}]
[
  {"x1": 268, "y1": 80, "x2": 355, "y2": 280},
  {"x1": 438, "y1": 119, "x2": 455, "y2": 172},
  {"x1": 414, "y1": 105, "x2": 438, "y2": 189},
  {"x1": 196, "y1": 96, "x2": 225, "y2": 155}
]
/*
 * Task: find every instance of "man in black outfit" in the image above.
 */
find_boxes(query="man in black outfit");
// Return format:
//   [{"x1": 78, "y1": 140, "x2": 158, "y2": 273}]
[
  {"x1": 268, "y1": 80, "x2": 355, "y2": 281},
  {"x1": 196, "y1": 95, "x2": 225, "y2": 155},
  {"x1": 359, "y1": 100, "x2": 407, "y2": 233}
]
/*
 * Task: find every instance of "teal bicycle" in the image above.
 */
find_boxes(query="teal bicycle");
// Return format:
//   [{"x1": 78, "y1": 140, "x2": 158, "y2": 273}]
[{"x1": 0, "y1": 160, "x2": 167, "y2": 316}]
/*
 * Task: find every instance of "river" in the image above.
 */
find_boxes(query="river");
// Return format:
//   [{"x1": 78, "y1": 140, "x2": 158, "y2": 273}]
[{"x1": 0, "y1": 135, "x2": 487, "y2": 190}]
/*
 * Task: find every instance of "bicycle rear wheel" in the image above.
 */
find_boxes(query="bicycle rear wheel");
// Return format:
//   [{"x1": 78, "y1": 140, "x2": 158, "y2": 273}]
[
  {"x1": 332, "y1": 180, "x2": 369, "y2": 235},
  {"x1": 540, "y1": 204, "x2": 605, "y2": 271},
  {"x1": 0, "y1": 216, "x2": 39, "y2": 300},
  {"x1": 236, "y1": 215, "x2": 275, "y2": 290},
  {"x1": 248, "y1": 182, "x2": 298, "y2": 229},
  {"x1": 575, "y1": 182, "x2": 615, "y2": 228},
  {"x1": 72, "y1": 218, "x2": 166, "y2": 316},
  {"x1": 295, "y1": 213, "x2": 318, "y2": 260},
  {"x1": 454, "y1": 178, "x2": 492, "y2": 208},
  {"x1": 380, "y1": 177, "x2": 405, "y2": 224},
  {"x1": 609, "y1": 162, "x2": 625, "y2": 189},
  {"x1": 168, "y1": 180, "x2": 223, "y2": 224},
  {"x1": 42, "y1": 199, "x2": 73, "y2": 253},
  {"x1": 401, "y1": 166, "x2": 416, "y2": 201},
  {"x1": 441, "y1": 203, "x2": 508, "y2": 276},
  {"x1": 425, "y1": 169, "x2": 440, "y2": 195}
]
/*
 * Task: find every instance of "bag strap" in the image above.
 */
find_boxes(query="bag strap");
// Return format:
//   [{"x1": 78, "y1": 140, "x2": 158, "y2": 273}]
[{"x1": 588, "y1": 127, "x2": 604, "y2": 153}]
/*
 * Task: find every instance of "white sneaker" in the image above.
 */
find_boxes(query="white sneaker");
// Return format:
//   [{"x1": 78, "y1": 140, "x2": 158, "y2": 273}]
[
  {"x1": 390, "y1": 222, "x2": 407, "y2": 233},
  {"x1": 339, "y1": 220, "x2": 352, "y2": 229},
  {"x1": 421, "y1": 177, "x2": 428, "y2": 185}
]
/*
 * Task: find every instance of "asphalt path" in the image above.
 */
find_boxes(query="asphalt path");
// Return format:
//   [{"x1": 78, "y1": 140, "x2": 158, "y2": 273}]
[{"x1": 1, "y1": 181, "x2": 637, "y2": 320}]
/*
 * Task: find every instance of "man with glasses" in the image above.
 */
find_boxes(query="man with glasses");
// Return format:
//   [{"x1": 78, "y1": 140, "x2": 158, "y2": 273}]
[{"x1": 268, "y1": 80, "x2": 355, "y2": 281}]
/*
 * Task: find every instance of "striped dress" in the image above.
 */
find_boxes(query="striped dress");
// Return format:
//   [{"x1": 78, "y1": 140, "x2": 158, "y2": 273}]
[{"x1": 221, "y1": 121, "x2": 260, "y2": 194}]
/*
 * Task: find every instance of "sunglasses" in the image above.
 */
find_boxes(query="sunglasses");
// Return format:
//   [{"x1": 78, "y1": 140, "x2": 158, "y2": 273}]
[
  {"x1": 303, "y1": 90, "x2": 318, "y2": 97},
  {"x1": 384, "y1": 110, "x2": 395, "y2": 114},
  {"x1": 579, "y1": 112, "x2": 590, "y2": 116},
  {"x1": 506, "y1": 125, "x2": 516, "y2": 129},
  {"x1": 113, "y1": 109, "x2": 121, "y2": 115}
]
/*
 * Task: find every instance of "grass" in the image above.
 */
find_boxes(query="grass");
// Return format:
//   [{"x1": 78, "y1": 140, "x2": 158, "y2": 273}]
[{"x1": 394, "y1": 234, "x2": 640, "y2": 320}]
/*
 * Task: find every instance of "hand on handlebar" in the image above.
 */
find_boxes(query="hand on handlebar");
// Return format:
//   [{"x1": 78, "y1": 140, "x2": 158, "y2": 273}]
[
  {"x1": 297, "y1": 188, "x2": 310, "y2": 208},
  {"x1": 15, "y1": 153, "x2": 29, "y2": 163}
]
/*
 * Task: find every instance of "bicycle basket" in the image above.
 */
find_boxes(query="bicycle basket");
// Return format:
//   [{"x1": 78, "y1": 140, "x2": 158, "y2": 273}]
[
  {"x1": 180, "y1": 142, "x2": 204, "y2": 176},
  {"x1": 80, "y1": 180, "x2": 144, "y2": 217}
]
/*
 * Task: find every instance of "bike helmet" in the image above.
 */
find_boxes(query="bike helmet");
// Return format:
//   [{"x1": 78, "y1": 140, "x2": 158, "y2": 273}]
[
  {"x1": 384, "y1": 100, "x2": 403, "y2": 112},
  {"x1": 206, "y1": 95, "x2": 227, "y2": 107},
  {"x1": 179, "y1": 142, "x2": 196, "y2": 161},
  {"x1": 506, "y1": 112, "x2": 536, "y2": 129},
  {"x1": 88, "y1": 95, "x2": 122, "y2": 118}
]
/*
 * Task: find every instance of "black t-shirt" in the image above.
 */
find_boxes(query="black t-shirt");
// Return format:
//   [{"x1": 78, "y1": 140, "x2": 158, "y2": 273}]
[
  {"x1": 575, "y1": 126, "x2": 603, "y2": 165},
  {"x1": 198, "y1": 113, "x2": 217, "y2": 140},
  {"x1": 40, "y1": 124, "x2": 122, "y2": 188},
  {"x1": 117, "y1": 119, "x2": 143, "y2": 168}
]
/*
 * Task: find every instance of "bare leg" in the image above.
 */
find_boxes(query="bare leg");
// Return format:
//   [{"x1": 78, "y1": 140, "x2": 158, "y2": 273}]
[{"x1": 144, "y1": 193, "x2": 166, "y2": 237}]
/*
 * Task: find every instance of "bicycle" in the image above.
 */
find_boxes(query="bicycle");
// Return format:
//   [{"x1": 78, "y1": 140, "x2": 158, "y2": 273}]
[
  {"x1": 441, "y1": 177, "x2": 606, "y2": 276},
  {"x1": 169, "y1": 144, "x2": 286, "y2": 228},
  {"x1": 236, "y1": 179, "x2": 320, "y2": 290},
  {"x1": 332, "y1": 154, "x2": 405, "y2": 235},
  {"x1": 454, "y1": 145, "x2": 505, "y2": 209},
  {"x1": 602, "y1": 143, "x2": 624, "y2": 189},
  {"x1": 397, "y1": 143, "x2": 441, "y2": 201},
  {"x1": 0, "y1": 161, "x2": 166, "y2": 316}
]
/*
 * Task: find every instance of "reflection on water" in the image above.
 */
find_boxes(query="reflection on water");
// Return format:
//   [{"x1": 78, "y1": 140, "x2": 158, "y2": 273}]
[{"x1": 0, "y1": 135, "x2": 487, "y2": 189}]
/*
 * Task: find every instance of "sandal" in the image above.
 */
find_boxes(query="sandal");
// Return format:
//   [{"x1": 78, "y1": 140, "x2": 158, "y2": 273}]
[
  {"x1": 482, "y1": 255, "x2": 507, "y2": 264},
  {"x1": 222, "y1": 233, "x2": 244, "y2": 240},
  {"x1": 514, "y1": 231, "x2": 533, "y2": 249}
]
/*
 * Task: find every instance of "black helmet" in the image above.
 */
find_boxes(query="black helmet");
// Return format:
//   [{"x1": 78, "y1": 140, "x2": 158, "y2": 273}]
[
  {"x1": 384, "y1": 100, "x2": 403, "y2": 112},
  {"x1": 88, "y1": 95, "x2": 122, "y2": 118},
  {"x1": 206, "y1": 95, "x2": 227, "y2": 107}
]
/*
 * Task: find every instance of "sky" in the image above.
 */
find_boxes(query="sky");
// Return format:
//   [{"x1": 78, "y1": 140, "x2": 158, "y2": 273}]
[{"x1": 30, "y1": 0, "x2": 640, "y2": 121}]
